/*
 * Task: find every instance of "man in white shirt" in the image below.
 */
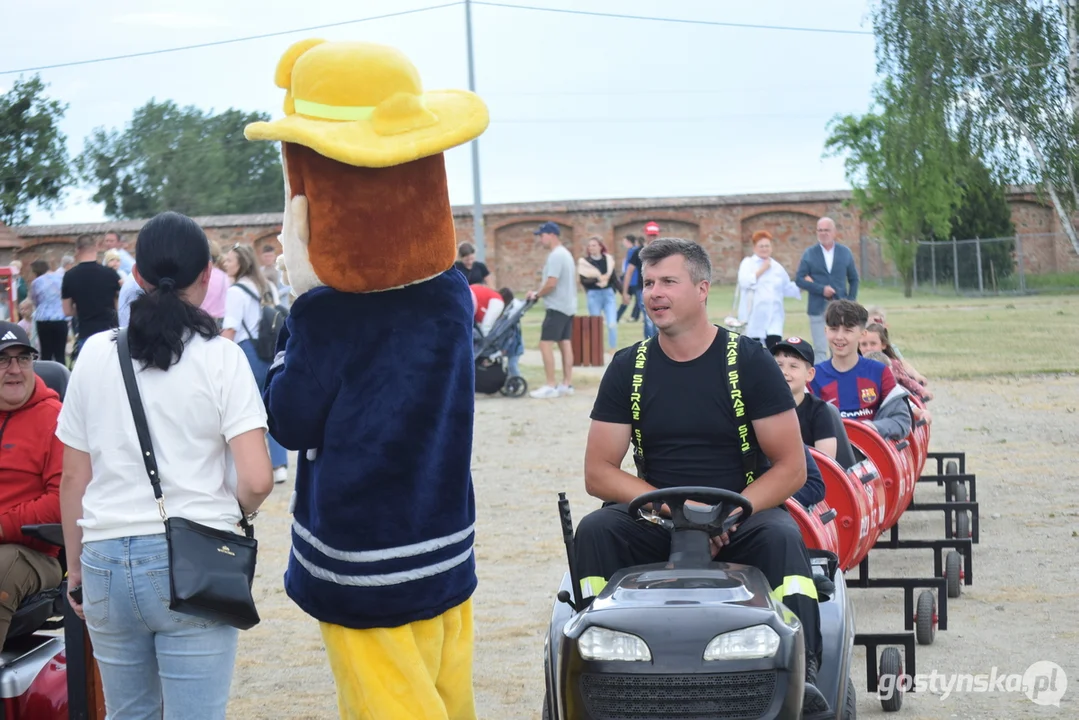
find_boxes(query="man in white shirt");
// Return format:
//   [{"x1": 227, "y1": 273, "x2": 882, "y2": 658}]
[{"x1": 526, "y1": 222, "x2": 578, "y2": 398}]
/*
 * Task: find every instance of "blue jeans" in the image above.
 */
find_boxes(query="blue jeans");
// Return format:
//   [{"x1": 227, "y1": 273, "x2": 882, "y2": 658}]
[
  {"x1": 80, "y1": 535, "x2": 239, "y2": 719},
  {"x1": 637, "y1": 289, "x2": 657, "y2": 339},
  {"x1": 238, "y1": 339, "x2": 289, "y2": 469},
  {"x1": 586, "y1": 288, "x2": 619, "y2": 349}
]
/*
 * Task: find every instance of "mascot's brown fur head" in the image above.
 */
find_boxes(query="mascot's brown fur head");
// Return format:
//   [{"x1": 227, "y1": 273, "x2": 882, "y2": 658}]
[{"x1": 245, "y1": 39, "x2": 489, "y2": 294}]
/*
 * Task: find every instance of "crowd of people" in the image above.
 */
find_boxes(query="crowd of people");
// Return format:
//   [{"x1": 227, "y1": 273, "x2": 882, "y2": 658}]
[
  {"x1": 0, "y1": 214, "x2": 930, "y2": 718},
  {"x1": 8, "y1": 231, "x2": 294, "y2": 484},
  {"x1": 0, "y1": 213, "x2": 278, "y2": 718}
]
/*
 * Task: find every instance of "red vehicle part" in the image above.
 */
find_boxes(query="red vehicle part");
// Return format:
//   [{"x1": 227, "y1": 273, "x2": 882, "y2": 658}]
[
  {"x1": 907, "y1": 395, "x2": 932, "y2": 472},
  {"x1": 843, "y1": 420, "x2": 916, "y2": 532},
  {"x1": 786, "y1": 497, "x2": 841, "y2": 559},
  {"x1": 0, "y1": 638, "x2": 68, "y2": 720},
  {"x1": 846, "y1": 458, "x2": 888, "y2": 568},
  {"x1": 808, "y1": 449, "x2": 884, "y2": 570}
]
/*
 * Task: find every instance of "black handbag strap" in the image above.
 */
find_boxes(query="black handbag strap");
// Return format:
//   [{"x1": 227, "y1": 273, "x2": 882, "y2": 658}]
[
  {"x1": 117, "y1": 328, "x2": 166, "y2": 518},
  {"x1": 116, "y1": 328, "x2": 252, "y2": 535}
]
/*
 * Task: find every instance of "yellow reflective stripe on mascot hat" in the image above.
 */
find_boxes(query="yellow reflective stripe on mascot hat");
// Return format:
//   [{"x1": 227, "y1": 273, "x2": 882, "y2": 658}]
[
  {"x1": 294, "y1": 98, "x2": 376, "y2": 121},
  {"x1": 770, "y1": 574, "x2": 819, "y2": 602}
]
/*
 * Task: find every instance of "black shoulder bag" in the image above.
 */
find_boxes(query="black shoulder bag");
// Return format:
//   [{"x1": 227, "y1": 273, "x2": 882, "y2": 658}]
[{"x1": 117, "y1": 328, "x2": 261, "y2": 631}]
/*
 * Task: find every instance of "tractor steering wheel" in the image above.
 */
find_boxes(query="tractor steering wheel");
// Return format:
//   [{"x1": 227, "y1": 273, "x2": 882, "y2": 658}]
[{"x1": 628, "y1": 487, "x2": 754, "y2": 537}]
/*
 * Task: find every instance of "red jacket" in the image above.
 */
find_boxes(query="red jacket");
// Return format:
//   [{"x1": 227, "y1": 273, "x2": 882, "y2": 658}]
[
  {"x1": 470, "y1": 284, "x2": 502, "y2": 324},
  {"x1": 0, "y1": 377, "x2": 63, "y2": 558}
]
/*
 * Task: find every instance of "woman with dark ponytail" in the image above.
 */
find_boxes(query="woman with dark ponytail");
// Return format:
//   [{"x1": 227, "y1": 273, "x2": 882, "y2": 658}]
[{"x1": 56, "y1": 211, "x2": 274, "y2": 719}]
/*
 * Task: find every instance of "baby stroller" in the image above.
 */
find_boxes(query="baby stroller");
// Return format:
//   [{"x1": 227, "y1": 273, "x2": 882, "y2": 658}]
[{"x1": 474, "y1": 298, "x2": 535, "y2": 397}]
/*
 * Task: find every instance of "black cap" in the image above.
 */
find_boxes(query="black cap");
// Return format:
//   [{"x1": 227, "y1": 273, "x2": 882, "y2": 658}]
[
  {"x1": 771, "y1": 336, "x2": 814, "y2": 365},
  {"x1": 0, "y1": 322, "x2": 34, "y2": 355}
]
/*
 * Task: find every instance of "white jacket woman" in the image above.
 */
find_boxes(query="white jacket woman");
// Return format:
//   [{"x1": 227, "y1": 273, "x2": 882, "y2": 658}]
[{"x1": 737, "y1": 231, "x2": 801, "y2": 347}]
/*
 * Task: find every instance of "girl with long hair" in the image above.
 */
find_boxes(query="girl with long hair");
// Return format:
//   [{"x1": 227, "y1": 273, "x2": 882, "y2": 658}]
[
  {"x1": 57, "y1": 211, "x2": 274, "y2": 719},
  {"x1": 221, "y1": 243, "x2": 289, "y2": 483},
  {"x1": 578, "y1": 236, "x2": 620, "y2": 351},
  {"x1": 860, "y1": 322, "x2": 933, "y2": 402}
]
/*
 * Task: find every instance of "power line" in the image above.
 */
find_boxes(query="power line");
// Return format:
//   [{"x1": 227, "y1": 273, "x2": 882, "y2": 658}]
[
  {"x1": 470, "y1": 1, "x2": 874, "y2": 36},
  {"x1": 1, "y1": 0, "x2": 875, "y2": 78},
  {"x1": 0, "y1": 3, "x2": 464, "y2": 76}
]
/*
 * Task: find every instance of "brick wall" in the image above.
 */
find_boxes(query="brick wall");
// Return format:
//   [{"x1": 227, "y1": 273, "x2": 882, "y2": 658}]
[{"x1": 9, "y1": 189, "x2": 1078, "y2": 291}]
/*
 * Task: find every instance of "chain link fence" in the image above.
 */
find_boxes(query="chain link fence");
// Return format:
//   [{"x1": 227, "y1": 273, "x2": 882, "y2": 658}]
[{"x1": 858, "y1": 233, "x2": 1079, "y2": 295}]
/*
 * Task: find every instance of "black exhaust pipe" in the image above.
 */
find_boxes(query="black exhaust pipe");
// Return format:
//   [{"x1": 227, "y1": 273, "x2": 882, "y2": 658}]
[{"x1": 558, "y1": 492, "x2": 585, "y2": 612}]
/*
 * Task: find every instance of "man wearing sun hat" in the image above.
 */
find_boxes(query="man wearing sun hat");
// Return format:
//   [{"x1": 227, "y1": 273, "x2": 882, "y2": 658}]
[{"x1": 245, "y1": 38, "x2": 488, "y2": 719}]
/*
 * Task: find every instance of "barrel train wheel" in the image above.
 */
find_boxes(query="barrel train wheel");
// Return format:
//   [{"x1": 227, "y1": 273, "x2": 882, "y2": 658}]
[
  {"x1": 945, "y1": 550, "x2": 963, "y2": 598},
  {"x1": 953, "y1": 481, "x2": 971, "y2": 538},
  {"x1": 915, "y1": 590, "x2": 937, "y2": 645},
  {"x1": 944, "y1": 459, "x2": 959, "y2": 501},
  {"x1": 879, "y1": 647, "x2": 905, "y2": 712}
]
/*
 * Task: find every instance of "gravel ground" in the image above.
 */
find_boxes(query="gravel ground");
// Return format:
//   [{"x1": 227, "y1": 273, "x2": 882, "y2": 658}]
[{"x1": 226, "y1": 372, "x2": 1079, "y2": 719}]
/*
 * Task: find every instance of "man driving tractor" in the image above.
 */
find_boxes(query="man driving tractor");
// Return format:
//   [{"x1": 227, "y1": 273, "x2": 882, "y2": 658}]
[{"x1": 575, "y1": 238, "x2": 834, "y2": 720}]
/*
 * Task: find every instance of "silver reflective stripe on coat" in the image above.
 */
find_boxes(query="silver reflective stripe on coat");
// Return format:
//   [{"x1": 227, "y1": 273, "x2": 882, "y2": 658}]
[
  {"x1": 290, "y1": 545, "x2": 474, "y2": 587},
  {"x1": 292, "y1": 519, "x2": 474, "y2": 563}
]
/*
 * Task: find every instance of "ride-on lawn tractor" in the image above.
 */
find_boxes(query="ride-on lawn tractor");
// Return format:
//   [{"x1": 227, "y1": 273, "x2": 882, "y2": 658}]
[{"x1": 543, "y1": 488, "x2": 862, "y2": 720}]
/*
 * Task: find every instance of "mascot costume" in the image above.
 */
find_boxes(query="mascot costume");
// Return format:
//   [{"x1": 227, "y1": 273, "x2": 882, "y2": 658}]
[{"x1": 244, "y1": 39, "x2": 487, "y2": 720}]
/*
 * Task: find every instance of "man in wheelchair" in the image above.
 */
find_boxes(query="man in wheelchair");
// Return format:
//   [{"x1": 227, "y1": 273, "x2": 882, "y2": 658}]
[{"x1": 0, "y1": 322, "x2": 64, "y2": 649}]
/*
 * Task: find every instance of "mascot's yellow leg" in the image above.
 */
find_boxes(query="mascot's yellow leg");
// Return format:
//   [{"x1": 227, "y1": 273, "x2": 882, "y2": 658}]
[{"x1": 320, "y1": 598, "x2": 477, "y2": 720}]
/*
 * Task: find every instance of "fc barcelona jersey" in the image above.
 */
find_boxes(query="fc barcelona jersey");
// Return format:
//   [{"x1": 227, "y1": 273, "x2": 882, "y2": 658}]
[{"x1": 809, "y1": 356, "x2": 896, "y2": 421}]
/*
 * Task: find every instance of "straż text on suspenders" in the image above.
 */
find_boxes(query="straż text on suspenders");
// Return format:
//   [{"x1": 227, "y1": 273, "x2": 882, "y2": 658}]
[{"x1": 627, "y1": 328, "x2": 759, "y2": 487}]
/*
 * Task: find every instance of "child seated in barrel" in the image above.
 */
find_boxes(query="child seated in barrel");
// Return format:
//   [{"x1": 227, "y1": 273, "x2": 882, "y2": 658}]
[
  {"x1": 864, "y1": 305, "x2": 929, "y2": 388},
  {"x1": 860, "y1": 322, "x2": 932, "y2": 401},
  {"x1": 810, "y1": 300, "x2": 912, "y2": 441},
  {"x1": 771, "y1": 336, "x2": 857, "y2": 469},
  {"x1": 863, "y1": 350, "x2": 932, "y2": 426}
]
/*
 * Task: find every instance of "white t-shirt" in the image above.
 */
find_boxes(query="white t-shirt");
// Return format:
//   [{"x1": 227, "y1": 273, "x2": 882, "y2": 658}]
[
  {"x1": 224, "y1": 278, "x2": 279, "y2": 344},
  {"x1": 55, "y1": 330, "x2": 269, "y2": 544}
]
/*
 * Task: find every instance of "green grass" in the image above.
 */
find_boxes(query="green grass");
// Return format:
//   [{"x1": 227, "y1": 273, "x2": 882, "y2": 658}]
[{"x1": 520, "y1": 285, "x2": 1079, "y2": 380}]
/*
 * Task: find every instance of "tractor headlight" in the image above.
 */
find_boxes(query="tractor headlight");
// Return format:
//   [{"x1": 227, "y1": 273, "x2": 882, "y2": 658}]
[
  {"x1": 703, "y1": 625, "x2": 780, "y2": 661},
  {"x1": 578, "y1": 627, "x2": 652, "y2": 662}
]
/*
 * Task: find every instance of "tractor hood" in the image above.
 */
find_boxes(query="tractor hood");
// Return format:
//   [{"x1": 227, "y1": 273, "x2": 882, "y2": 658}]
[{"x1": 590, "y1": 563, "x2": 774, "y2": 612}]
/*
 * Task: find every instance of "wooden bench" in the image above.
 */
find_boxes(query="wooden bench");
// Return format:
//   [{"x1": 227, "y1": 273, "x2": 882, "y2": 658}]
[{"x1": 572, "y1": 316, "x2": 605, "y2": 367}]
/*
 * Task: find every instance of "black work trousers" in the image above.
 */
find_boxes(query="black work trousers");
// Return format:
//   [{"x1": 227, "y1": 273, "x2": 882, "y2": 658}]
[
  {"x1": 36, "y1": 320, "x2": 68, "y2": 364},
  {"x1": 574, "y1": 504, "x2": 822, "y2": 664}
]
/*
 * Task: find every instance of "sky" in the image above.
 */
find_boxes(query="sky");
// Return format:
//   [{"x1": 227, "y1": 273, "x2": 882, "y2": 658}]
[{"x1": 2, "y1": 0, "x2": 881, "y2": 226}]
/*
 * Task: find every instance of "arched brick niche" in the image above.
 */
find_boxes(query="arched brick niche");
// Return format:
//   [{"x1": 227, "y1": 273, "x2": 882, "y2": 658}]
[
  {"x1": 741, "y1": 211, "x2": 820, "y2": 277},
  {"x1": 493, "y1": 220, "x2": 574, "y2": 292},
  {"x1": 611, "y1": 219, "x2": 702, "y2": 276}
]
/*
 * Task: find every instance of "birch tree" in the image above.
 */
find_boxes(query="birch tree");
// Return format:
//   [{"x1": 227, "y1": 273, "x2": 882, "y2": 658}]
[{"x1": 873, "y1": 0, "x2": 1079, "y2": 255}]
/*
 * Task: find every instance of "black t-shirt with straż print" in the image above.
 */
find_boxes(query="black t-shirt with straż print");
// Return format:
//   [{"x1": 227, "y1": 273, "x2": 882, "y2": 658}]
[{"x1": 590, "y1": 328, "x2": 795, "y2": 493}]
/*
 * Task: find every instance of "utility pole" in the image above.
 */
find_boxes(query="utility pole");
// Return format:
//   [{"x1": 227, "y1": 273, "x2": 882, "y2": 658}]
[{"x1": 464, "y1": 0, "x2": 485, "y2": 260}]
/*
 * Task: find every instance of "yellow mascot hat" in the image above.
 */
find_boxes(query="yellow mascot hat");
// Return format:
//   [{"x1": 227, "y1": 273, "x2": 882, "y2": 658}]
[{"x1": 244, "y1": 38, "x2": 489, "y2": 168}]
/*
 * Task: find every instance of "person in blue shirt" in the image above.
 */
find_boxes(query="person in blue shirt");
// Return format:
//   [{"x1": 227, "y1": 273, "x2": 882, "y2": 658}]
[
  {"x1": 117, "y1": 268, "x2": 144, "y2": 327},
  {"x1": 809, "y1": 300, "x2": 912, "y2": 441}
]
